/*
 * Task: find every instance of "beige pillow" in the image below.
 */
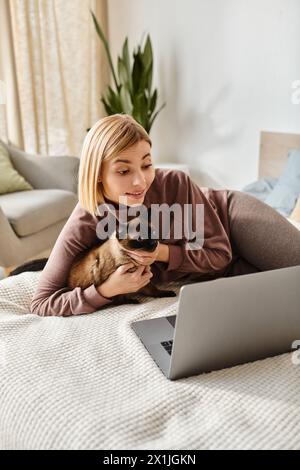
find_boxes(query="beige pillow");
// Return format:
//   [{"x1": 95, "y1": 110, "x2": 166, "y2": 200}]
[
  {"x1": 0, "y1": 142, "x2": 33, "y2": 194},
  {"x1": 290, "y1": 195, "x2": 300, "y2": 223}
]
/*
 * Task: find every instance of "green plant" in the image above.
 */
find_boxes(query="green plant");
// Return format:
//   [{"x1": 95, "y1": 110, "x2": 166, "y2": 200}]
[{"x1": 90, "y1": 10, "x2": 166, "y2": 133}]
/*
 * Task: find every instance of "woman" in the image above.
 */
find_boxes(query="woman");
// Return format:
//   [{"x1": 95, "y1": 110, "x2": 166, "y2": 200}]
[{"x1": 30, "y1": 114, "x2": 300, "y2": 316}]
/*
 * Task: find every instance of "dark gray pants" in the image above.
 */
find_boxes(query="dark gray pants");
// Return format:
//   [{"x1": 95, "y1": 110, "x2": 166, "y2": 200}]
[{"x1": 225, "y1": 190, "x2": 300, "y2": 276}]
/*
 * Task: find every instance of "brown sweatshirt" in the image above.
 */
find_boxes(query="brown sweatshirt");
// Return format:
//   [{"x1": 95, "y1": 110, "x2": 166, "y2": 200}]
[{"x1": 30, "y1": 169, "x2": 233, "y2": 316}]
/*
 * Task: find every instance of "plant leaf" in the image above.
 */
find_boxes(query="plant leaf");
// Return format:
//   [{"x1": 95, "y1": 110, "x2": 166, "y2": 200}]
[
  {"x1": 101, "y1": 97, "x2": 114, "y2": 115},
  {"x1": 90, "y1": 9, "x2": 119, "y2": 90},
  {"x1": 107, "y1": 86, "x2": 123, "y2": 113},
  {"x1": 133, "y1": 92, "x2": 149, "y2": 128},
  {"x1": 143, "y1": 35, "x2": 153, "y2": 92},
  {"x1": 118, "y1": 57, "x2": 129, "y2": 87},
  {"x1": 120, "y1": 85, "x2": 133, "y2": 114},
  {"x1": 132, "y1": 49, "x2": 143, "y2": 94},
  {"x1": 122, "y1": 38, "x2": 132, "y2": 94},
  {"x1": 148, "y1": 102, "x2": 166, "y2": 131},
  {"x1": 149, "y1": 89, "x2": 157, "y2": 115},
  {"x1": 142, "y1": 35, "x2": 152, "y2": 72}
]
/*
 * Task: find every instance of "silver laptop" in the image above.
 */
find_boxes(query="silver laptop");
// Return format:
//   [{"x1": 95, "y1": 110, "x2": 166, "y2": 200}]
[{"x1": 131, "y1": 265, "x2": 300, "y2": 380}]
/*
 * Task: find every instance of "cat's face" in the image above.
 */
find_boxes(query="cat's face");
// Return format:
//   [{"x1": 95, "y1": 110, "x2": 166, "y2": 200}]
[{"x1": 116, "y1": 213, "x2": 158, "y2": 252}]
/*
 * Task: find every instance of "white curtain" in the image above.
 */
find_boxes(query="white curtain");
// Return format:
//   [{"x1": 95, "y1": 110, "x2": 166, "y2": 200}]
[{"x1": 0, "y1": 0, "x2": 109, "y2": 156}]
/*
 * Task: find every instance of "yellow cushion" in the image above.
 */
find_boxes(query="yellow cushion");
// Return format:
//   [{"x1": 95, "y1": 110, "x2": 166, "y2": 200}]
[
  {"x1": 0, "y1": 142, "x2": 33, "y2": 194},
  {"x1": 290, "y1": 195, "x2": 300, "y2": 222}
]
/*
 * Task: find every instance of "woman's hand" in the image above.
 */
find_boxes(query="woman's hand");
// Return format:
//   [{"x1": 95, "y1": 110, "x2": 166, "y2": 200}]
[
  {"x1": 96, "y1": 263, "x2": 153, "y2": 298},
  {"x1": 122, "y1": 242, "x2": 160, "y2": 266}
]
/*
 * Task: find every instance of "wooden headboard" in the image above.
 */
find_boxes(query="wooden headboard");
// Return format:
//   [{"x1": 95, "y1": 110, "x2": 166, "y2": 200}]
[{"x1": 259, "y1": 131, "x2": 300, "y2": 178}]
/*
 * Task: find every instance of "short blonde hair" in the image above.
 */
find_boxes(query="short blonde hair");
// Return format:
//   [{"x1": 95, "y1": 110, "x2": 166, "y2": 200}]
[{"x1": 78, "y1": 114, "x2": 152, "y2": 216}]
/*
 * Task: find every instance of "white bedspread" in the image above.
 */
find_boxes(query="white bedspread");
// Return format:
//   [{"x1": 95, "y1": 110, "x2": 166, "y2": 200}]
[{"x1": 0, "y1": 270, "x2": 299, "y2": 450}]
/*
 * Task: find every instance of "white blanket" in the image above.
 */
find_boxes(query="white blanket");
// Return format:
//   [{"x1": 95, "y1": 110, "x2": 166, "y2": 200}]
[{"x1": 0, "y1": 270, "x2": 299, "y2": 450}]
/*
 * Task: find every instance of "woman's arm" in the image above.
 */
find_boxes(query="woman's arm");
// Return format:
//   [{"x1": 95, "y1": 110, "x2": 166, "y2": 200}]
[
  {"x1": 156, "y1": 243, "x2": 170, "y2": 263},
  {"x1": 156, "y1": 171, "x2": 232, "y2": 274},
  {"x1": 30, "y1": 203, "x2": 113, "y2": 317}
]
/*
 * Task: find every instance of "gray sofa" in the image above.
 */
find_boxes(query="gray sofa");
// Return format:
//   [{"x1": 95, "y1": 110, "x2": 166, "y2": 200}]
[{"x1": 0, "y1": 141, "x2": 79, "y2": 271}]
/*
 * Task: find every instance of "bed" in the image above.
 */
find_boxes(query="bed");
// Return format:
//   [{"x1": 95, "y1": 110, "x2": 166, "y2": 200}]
[{"x1": 0, "y1": 132, "x2": 299, "y2": 450}]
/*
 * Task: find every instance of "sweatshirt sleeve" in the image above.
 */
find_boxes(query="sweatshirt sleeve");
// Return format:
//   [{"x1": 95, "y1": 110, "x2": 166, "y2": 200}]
[
  {"x1": 159, "y1": 171, "x2": 232, "y2": 274},
  {"x1": 30, "y1": 203, "x2": 113, "y2": 317}
]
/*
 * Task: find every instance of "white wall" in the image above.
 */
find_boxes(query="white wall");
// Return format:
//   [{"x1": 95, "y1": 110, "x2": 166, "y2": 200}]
[{"x1": 107, "y1": 0, "x2": 300, "y2": 189}]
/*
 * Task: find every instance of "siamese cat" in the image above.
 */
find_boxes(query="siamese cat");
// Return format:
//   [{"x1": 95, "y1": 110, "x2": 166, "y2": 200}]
[{"x1": 9, "y1": 212, "x2": 176, "y2": 305}]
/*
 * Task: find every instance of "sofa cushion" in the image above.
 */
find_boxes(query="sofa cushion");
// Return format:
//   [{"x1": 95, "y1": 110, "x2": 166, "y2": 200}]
[
  {"x1": 0, "y1": 142, "x2": 33, "y2": 194},
  {"x1": 290, "y1": 194, "x2": 300, "y2": 222},
  {"x1": 0, "y1": 189, "x2": 78, "y2": 236},
  {"x1": 242, "y1": 176, "x2": 278, "y2": 202},
  {"x1": 264, "y1": 148, "x2": 300, "y2": 216}
]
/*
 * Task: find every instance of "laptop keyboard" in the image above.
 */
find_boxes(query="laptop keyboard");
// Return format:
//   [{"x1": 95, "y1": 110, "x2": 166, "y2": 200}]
[{"x1": 161, "y1": 340, "x2": 173, "y2": 355}]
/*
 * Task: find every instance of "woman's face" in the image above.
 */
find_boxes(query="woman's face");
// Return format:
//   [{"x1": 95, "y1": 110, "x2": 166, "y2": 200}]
[{"x1": 98, "y1": 140, "x2": 155, "y2": 206}]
